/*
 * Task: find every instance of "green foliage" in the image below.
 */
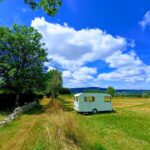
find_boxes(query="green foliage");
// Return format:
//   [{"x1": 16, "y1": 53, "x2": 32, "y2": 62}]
[
  {"x1": 0, "y1": 24, "x2": 47, "y2": 105},
  {"x1": 0, "y1": 77, "x2": 5, "y2": 87},
  {"x1": 83, "y1": 89, "x2": 102, "y2": 93},
  {"x1": 107, "y1": 86, "x2": 115, "y2": 96},
  {"x1": 0, "y1": 0, "x2": 62, "y2": 16},
  {"x1": 45, "y1": 69, "x2": 62, "y2": 100},
  {"x1": 24, "y1": 0, "x2": 62, "y2": 16}
]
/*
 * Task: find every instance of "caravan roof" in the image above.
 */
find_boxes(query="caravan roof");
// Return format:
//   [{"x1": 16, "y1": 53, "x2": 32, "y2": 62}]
[{"x1": 74, "y1": 93, "x2": 111, "y2": 97}]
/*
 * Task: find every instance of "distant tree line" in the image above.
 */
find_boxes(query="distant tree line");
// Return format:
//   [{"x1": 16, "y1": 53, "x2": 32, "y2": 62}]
[
  {"x1": 115, "y1": 92, "x2": 150, "y2": 98},
  {"x1": 83, "y1": 87, "x2": 150, "y2": 98},
  {"x1": 83, "y1": 86, "x2": 116, "y2": 97},
  {"x1": 83, "y1": 89, "x2": 102, "y2": 93}
]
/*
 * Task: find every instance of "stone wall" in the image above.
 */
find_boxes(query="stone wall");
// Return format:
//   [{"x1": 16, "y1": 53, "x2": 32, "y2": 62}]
[{"x1": 0, "y1": 102, "x2": 38, "y2": 127}]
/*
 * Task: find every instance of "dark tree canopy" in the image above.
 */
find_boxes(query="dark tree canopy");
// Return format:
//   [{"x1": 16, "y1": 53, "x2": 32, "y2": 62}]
[
  {"x1": 0, "y1": 0, "x2": 62, "y2": 16},
  {"x1": 0, "y1": 24, "x2": 47, "y2": 105},
  {"x1": 24, "y1": 0, "x2": 62, "y2": 16}
]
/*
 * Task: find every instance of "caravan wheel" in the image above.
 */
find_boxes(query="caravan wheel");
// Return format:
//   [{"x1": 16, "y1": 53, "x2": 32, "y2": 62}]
[{"x1": 92, "y1": 109, "x2": 97, "y2": 114}]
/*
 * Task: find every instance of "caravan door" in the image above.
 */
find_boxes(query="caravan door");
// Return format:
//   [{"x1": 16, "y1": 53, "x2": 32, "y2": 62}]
[
  {"x1": 102, "y1": 96, "x2": 112, "y2": 111},
  {"x1": 84, "y1": 96, "x2": 95, "y2": 112}
]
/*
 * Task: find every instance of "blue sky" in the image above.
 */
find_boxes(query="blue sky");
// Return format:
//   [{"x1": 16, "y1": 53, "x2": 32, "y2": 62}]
[{"x1": 0, "y1": 0, "x2": 150, "y2": 89}]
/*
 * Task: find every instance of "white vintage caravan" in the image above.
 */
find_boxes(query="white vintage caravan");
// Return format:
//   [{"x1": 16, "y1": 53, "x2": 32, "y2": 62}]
[{"x1": 74, "y1": 93, "x2": 113, "y2": 113}]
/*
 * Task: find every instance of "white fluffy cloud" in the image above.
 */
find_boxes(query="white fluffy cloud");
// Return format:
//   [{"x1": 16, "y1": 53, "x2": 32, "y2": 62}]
[
  {"x1": 105, "y1": 51, "x2": 143, "y2": 68},
  {"x1": 62, "y1": 67, "x2": 98, "y2": 87},
  {"x1": 31, "y1": 17, "x2": 128, "y2": 70},
  {"x1": 98, "y1": 51, "x2": 150, "y2": 83},
  {"x1": 31, "y1": 17, "x2": 150, "y2": 88},
  {"x1": 139, "y1": 11, "x2": 150, "y2": 29}
]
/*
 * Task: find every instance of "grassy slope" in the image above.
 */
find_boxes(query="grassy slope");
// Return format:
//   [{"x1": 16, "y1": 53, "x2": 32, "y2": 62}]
[{"x1": 0, "y1": 96, "x2": 150, "y2": 150}]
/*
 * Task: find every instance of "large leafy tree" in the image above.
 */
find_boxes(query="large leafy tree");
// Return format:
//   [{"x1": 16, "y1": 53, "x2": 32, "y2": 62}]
[
  {"x1": 107, "y1": 86, "x2": 116, "y2": 96},
  {"x1": 0, "y1": 24, "x2": 47, "y2": 106},
  {"x1": 0, "y1": 0, "x2": 62, "y2": 16},
  {"x1": 45, "y1": 69, "x2": 62, "y2": 102}
]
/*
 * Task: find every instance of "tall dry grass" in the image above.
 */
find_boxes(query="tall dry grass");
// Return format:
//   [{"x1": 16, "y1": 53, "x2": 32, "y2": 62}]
[
  {"x1": 44, "y1": 110, "x2": 86, "y2": 150},
  {"x1": 40, "y1": 98, "x2": 104, "y2": 150}
]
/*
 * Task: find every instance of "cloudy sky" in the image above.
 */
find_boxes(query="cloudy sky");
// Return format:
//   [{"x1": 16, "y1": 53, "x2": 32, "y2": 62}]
[{"x1": 0, "y1": 0, "x2": 150, "y2": 89}]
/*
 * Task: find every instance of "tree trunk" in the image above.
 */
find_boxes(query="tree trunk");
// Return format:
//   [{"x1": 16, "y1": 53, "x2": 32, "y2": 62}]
[
  {"x1": 50, "y1": 90, "x2": 55, "y2": 107},
  {"x1": 51, "y1": 90, "x2": 54, "y2": 103}
]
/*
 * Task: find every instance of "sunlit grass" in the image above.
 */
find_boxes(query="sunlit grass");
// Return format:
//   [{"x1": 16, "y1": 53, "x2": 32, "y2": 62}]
[
  {"x1": 39, "y1": 96, "x2": 50, "y2": 106},
  {"x1": 0, "y1": 95, "x2": 150, "y2": 150},
  {"x1": 0, "y1": 96, "x2": 99, "y2": 150},
  {"x1": 60, "y1": 95, "x2": 150, "y2": 150},
  {"x1": 0, "y1": 114, "x2": 7, "y2": 122}
]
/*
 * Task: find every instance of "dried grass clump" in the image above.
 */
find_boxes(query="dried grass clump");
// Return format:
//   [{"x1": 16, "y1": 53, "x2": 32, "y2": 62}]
[{"x1": 45, "y1": 111, "x2": 86, "y2": 149}]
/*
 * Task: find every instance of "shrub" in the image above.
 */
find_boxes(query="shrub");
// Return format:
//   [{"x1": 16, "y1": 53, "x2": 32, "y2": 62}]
[
  {"x1": 0, "y1": 94, "x2": 43, "y2": 111},
  {"x1": 107, "y1": 86, "x2": 115, "y2": 96}
]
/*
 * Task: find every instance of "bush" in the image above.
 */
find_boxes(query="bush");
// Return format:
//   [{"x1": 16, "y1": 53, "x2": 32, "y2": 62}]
[
  {"x1": 107, "y1": 86, "x2": 115, "y2": 96},
  {"x1": 0, "y1": 94, "x2": 43, "y2": 111},
  {"x1": 0, "y1": 94, "x2": 16, "y2": 111}
]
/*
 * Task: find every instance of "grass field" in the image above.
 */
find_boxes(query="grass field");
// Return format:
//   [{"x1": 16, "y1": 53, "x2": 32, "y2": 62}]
[
  {"x1": 0, "y1": 114, "x2": 7, "y2": 122},
  {"x1": 59, "y1": 95, "x2": 150, "y2": 150},
  {"x1": 0, "y1": 95, "x2": 150, "y2": 150}
]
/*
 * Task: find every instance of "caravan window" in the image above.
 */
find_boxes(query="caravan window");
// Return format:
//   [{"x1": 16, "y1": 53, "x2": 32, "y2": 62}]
[
  {"x1": 84, "y1": 96, "x2": 95, "y2": 102},
  {"x1": 104, "y1": 96, "x2": 111, "y2": 102}
]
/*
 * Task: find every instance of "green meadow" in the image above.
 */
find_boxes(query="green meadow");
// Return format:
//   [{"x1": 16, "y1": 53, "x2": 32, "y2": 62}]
[
  {"x1": 0, "y1": 96, "x2": 150, "y2": 150},
  {"x1": 0, "y1": 114, "x2": 7, "y2": 122}
]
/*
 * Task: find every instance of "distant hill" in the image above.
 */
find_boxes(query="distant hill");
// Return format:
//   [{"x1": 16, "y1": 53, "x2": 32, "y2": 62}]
[
  {"x1": 70, "y1": 87, "x2": 106, "y2": 93},
  {"x1": 70, "y1": 87, "x2": 150, "y2": 94}
]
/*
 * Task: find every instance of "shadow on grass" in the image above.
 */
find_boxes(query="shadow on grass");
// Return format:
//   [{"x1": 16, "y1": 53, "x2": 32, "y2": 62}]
[
  {"x1": 23, "y1": 104, "x2": 44, "y2": 115},
  {"x1": 77, "y1": 110, "x2": 117, "y2": 116}
]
